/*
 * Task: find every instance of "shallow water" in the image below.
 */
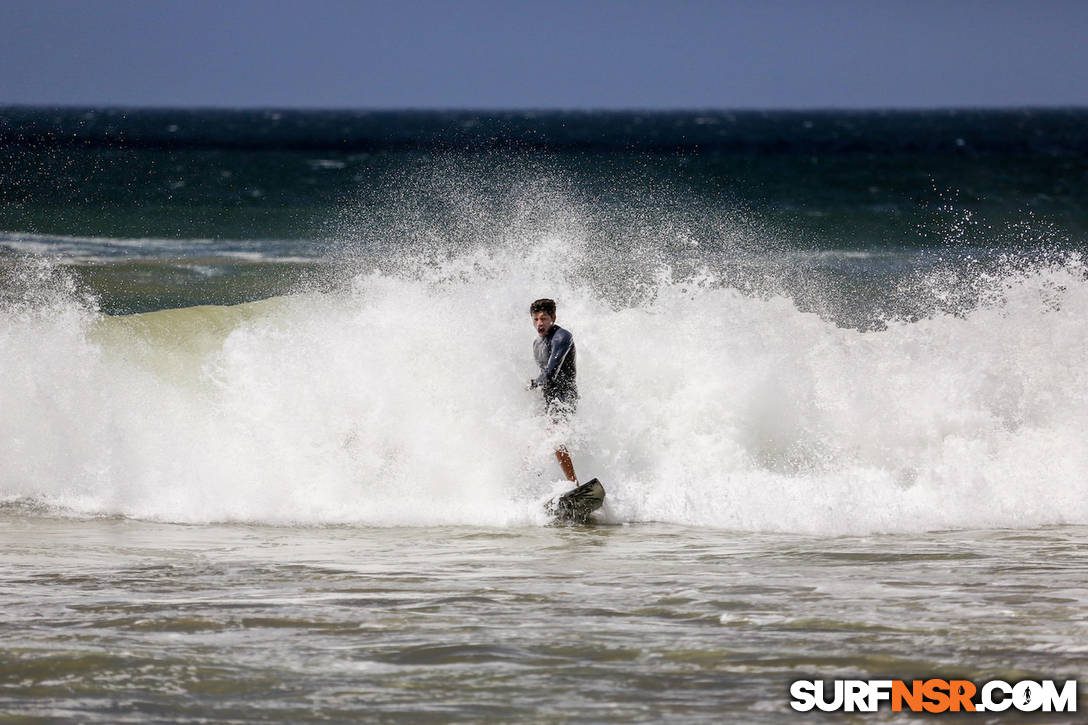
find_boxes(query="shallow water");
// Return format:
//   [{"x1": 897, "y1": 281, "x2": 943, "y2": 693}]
[{"x1": 2, "y1": 515, "x2": 1084, "y2": 722}]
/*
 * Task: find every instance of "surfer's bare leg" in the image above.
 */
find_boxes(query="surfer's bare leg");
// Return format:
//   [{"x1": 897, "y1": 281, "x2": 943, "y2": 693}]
[{"x1": 555, "y1": 446, "x2": 578, "y2": 485}]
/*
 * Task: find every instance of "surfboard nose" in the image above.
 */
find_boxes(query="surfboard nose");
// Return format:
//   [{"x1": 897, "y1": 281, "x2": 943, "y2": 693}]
[{"x1": 546, "y1": 477, "x2": 606, "y2": 524}]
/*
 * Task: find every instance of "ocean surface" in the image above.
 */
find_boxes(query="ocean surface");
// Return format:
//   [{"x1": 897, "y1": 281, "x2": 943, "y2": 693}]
[{"x1": 2, "y1": 107, "x2": 1087, "y2": 722}]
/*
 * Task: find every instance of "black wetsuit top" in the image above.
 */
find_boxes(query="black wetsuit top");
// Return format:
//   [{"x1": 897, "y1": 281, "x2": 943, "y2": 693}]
[{"x1": 533, "y1": 324, "x2": 577, "y2": 404}]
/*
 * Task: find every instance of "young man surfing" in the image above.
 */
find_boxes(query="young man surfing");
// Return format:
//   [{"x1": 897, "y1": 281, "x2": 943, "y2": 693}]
[{"x1": 528, "y1": 298, "x2": 579, "y2": 486}]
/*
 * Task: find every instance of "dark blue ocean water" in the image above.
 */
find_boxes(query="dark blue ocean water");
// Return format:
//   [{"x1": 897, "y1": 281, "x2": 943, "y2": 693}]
[{"x1": 2, "y1": 107, "x2": 1086, "y2": 321}]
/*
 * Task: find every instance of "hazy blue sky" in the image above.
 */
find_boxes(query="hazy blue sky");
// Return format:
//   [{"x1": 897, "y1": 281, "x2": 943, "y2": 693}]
[{"x1": 1, "y1": 0, "x2": 1085, "y2": 109}]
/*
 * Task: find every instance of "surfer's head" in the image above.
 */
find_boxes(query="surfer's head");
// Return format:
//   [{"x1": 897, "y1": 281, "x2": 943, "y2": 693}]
[{"x1": 530, "y1": 298, "x2": 556, "y2": 336}]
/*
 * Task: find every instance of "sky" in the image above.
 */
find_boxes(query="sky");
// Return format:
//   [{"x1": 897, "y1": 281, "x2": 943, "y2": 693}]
[{"x1": 1, "y1": 0, "x2": 1086, "y2": 110}]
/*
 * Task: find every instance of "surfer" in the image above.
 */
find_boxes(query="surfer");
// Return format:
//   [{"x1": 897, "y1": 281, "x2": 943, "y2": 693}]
[{"x1": 527, "y1": 298, "x2": 579, "y2": 486}]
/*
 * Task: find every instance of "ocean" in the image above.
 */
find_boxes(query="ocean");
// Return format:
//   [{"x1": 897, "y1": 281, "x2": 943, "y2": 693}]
[{"x1": 1, "y1": 107, "x2": 1086, "y2": 722}]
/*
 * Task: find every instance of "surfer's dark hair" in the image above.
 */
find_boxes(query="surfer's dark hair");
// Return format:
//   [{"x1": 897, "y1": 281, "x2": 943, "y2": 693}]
[{"x1": 530, "y1": 298, "x2": 556, "y2": 317}]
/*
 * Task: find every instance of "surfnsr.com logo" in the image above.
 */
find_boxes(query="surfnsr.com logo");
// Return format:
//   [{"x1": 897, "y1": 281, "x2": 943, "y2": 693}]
[{"x1": 789, "y1": 679, "x2": 1077, "y2": 713}]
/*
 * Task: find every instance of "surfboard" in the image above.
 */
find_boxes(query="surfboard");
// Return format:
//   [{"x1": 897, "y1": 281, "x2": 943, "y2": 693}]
[{"x1": 545, "y1": 478, "x2": 606, "y2": 524}]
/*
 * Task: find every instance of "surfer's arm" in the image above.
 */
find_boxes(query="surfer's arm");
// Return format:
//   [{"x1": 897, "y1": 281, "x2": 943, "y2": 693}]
[{"x1": 533, "y1": 329, "x2": 573, "y2": 387}]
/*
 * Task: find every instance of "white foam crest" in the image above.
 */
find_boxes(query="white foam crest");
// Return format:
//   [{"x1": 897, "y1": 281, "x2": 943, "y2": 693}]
[
  {"x1": 2, "y1": 249, "x2": 1086, "y2": 533},
  {"x1": 590, "y1": 258, "x2": 1088, "y2": 533},
  {"x1": 0, "y1": 231, "x2": 316, "y2": 263}
]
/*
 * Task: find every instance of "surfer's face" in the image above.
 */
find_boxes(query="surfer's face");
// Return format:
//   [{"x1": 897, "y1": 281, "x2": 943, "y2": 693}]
[{"x1": 532, "y1": 311, "x2": 555, "y2": 336}]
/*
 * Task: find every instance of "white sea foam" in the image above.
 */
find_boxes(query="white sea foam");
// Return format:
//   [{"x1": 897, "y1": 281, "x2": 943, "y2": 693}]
[
  {"x1": 2, "y1": 243, "x2": 1086, "y2": 533},
  {"x1": 0, "y1": 231, "x2": 316, "y2": 263}
]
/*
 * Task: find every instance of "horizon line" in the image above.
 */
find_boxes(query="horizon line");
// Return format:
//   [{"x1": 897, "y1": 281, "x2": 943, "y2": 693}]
[{"x1": 3, "y1": 102, "x2": 1088, "y2": 115}]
